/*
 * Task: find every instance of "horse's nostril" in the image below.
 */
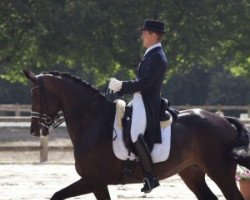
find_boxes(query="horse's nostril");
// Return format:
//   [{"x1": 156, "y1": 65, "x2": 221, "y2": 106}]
[{"x1": 30, "y1": 127, "x2": 38, "y2": 136}]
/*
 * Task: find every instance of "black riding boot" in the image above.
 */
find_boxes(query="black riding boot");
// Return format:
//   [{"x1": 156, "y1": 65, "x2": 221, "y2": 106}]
[{"x1": 134, "y1": 134, "x2": 159, "y2": 193}]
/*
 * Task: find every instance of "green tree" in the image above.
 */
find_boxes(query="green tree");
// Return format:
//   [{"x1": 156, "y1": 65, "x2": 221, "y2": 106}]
[
  {"x1": 163, "y1": 66, "x2": 210, "y2": 105},
  {"x1": 207, "y1": 67, "x2": 250, "y2": 105},
  {"x1": 0, "y1": 0, "x2": 250, "y2": 106},
  {"x1": 1, "y1": 0, "x2": 249, "y2": 84},
  {"x1": 164, "y1": 66, "x2": 250, "y2": 105}
]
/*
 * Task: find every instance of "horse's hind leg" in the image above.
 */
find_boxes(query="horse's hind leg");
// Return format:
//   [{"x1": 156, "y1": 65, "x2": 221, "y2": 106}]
[
  {"x1": 179, "y1": 165, "x2": 217, "y2": 200},
  {"x1": 206, "y1": 162, "x2": 243, "y2": 200},
  {"x1": 93, "y1": 186, "x2": 111, "y2": 200}
]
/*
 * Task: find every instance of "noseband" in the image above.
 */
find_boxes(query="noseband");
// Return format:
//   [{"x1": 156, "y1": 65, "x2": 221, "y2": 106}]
[
  {"x1": 30, "y1": 76, "x2": 99, "y2": 131},
  {"x1": 31, "y1": 111, "x2": 64, "y2": 130}
]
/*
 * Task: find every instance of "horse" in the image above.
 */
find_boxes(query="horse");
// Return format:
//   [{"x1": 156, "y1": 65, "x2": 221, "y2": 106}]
[{"x1": 23, "y1": 69, "x2": 250, "y2": 200}]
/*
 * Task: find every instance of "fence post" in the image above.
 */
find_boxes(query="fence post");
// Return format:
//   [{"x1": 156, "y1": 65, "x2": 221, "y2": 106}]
[
  {"x1": 248, "y1": 105, "x2": 250, "y2": 117},
  {"x1": 40, "y1": 136, "x2": 48, "y2": 163},
  {"x1": 15, "y1": 103, "x2": 20, "y2": 116}
]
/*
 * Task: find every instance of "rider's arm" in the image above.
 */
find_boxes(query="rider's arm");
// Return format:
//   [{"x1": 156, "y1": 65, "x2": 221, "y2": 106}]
[{"x1": 119, "y1": 53, "x2": 167, "y2": 95}]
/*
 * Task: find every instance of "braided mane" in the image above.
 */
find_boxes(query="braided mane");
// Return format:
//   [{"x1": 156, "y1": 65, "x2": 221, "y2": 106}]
[{"x1": 41, "y1": 71, "x2": 104, "y2": 97}]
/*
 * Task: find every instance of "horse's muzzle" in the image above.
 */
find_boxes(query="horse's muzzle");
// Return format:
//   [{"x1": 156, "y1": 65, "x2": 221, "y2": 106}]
[{"x1": 30, "y1": 124, "x2": 49, "y2": 137}]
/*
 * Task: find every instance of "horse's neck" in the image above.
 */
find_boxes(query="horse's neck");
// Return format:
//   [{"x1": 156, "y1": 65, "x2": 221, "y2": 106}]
[{"x1": 60, "y1": 88, "x2": 115, "y2": 147}]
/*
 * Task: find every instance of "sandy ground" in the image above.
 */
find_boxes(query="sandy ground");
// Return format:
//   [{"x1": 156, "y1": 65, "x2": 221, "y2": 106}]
[{"x1": 0, "y1": 164, "x2": 227, "y2": 200}]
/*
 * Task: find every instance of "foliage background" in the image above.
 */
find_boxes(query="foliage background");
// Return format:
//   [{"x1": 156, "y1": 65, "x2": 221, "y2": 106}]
[{"x1": 0, "y1": 0, "x2": 249, "y2": 105}]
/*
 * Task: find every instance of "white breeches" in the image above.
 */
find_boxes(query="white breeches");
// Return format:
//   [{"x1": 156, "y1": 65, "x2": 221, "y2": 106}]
[{"x1": 131, "y1": 93, "x2": 147, "y2": 143}]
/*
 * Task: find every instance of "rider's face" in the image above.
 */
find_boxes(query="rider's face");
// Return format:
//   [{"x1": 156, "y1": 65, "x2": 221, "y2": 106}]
[{"x1": 141, "y1": 30, "x2": 158, "y2": 48}]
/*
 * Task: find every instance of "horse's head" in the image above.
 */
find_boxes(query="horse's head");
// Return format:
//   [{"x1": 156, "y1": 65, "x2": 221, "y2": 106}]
[{"x1": 23, "y1": 69, "x2": 62, "y2": 137}]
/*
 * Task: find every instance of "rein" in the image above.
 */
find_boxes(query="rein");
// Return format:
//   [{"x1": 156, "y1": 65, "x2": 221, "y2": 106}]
[
  {"x1": 104, "y1": 89, "x2": 118, "y2": 140},
  {"x1": 30, "y1": 77, "x2": 100, "y2": 131}
]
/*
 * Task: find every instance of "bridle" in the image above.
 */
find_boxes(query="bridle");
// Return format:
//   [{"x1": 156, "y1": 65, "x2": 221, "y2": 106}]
[
  {"x1": 30, "y1": 77, "x2": 64, "y2": 131},
  {"x1": 30, "y1": 77, "x2": 99, "y2": 131}
]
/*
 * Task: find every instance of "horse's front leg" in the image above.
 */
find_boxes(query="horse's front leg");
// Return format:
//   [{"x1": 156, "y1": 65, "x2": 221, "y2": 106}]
[
  {"x1": 50, "y1": 178, "x2": 110, "y2": 200},
  {"x1": 93, "y1": 186, "x2": 111, "y2": 200}
]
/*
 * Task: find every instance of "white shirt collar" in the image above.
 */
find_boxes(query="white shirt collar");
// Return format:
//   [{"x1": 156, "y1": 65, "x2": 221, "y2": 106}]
[{"x1": 144, "y1": 42, "x2": 162, "y2": 56}]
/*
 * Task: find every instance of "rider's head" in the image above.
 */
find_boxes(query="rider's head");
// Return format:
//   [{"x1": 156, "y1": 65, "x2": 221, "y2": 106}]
[{"x1": 140, "y1": 19, "x2": 165, "y2": 48}]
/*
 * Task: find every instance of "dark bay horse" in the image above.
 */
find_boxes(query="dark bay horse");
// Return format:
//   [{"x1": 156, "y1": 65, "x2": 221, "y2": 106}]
[{"x1": 23, "y1": 70, "x2": 250, "y2": 200}]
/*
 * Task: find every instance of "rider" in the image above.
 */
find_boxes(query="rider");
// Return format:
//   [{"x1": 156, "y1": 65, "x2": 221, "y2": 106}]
[{"x1": 108, "y1": 19, "x2": 168, "y2": 193}]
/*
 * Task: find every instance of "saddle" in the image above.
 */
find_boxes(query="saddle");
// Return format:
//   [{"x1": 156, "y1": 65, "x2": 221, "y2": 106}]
[{"x1": 115, "y1": 98, "x2": 179, "y2": 156}]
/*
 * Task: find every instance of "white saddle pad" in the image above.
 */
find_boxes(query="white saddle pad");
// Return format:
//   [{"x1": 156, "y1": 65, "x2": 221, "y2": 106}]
[{"x1": 112, "y1": 114, "x2": 172, "y2": 163}]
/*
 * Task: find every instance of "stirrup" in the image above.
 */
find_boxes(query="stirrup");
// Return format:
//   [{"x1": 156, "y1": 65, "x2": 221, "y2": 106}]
[{"x1": 141, "y1": 176, "x2": 159, "y2": 193}]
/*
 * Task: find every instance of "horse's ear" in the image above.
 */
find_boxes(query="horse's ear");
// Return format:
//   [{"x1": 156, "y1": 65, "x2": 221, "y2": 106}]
[{"x1": 23, "y1": 69, "x2": 37, "y2": 83}]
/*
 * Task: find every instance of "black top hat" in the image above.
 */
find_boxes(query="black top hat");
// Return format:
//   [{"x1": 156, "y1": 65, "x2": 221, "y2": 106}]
[{"x1": 140, "y1": 19, "x2": 165, "y2": 34}]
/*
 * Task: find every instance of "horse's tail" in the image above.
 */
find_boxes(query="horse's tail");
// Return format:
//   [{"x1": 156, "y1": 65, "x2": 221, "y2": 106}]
[{"x1": 225, "y1": 116, "x2": 250, "y2": 169}]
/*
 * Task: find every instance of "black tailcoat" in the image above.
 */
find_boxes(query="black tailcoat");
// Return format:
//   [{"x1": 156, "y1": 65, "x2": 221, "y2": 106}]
[{"x1": 119, "y1": 47, "x2": 168, "y2": 149}]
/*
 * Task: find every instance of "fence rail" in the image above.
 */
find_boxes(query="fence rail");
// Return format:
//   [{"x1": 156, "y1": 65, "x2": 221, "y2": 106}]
[
  {"x1": 0, "y1": 116, "x2": 30, "y2": 122},
  {"x1": 0, "y1": 146, "x2": 72, "y2": 151},
  {"x1": 175, "y1": 105, "x2": 250, "y2": 113},
  {"x1": 0, "y1": 104, "x2": 30, "y2": 116}
]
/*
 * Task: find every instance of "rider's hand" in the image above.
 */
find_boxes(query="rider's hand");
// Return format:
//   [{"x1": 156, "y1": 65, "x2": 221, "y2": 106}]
[{"x1": 108, "y1": 78, "x2": 122, "y2": 92}]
